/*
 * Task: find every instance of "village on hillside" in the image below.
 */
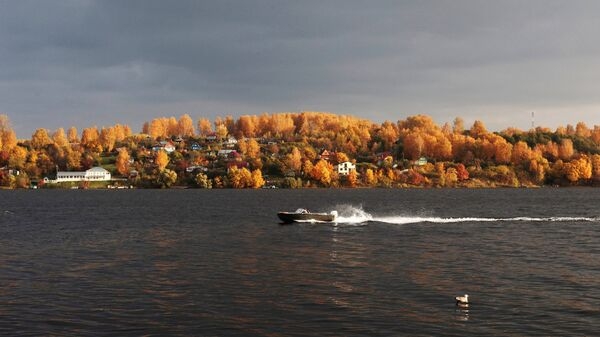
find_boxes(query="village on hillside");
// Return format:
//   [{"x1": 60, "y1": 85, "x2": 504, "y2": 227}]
[{"x1": 1, "y1": 112, "x2": 600, "y2": 189}]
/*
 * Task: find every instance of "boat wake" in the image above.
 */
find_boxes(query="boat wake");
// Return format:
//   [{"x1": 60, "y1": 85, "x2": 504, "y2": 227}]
[{"x1": 330, "y1": 205, "x2": 600, "y2": 225}]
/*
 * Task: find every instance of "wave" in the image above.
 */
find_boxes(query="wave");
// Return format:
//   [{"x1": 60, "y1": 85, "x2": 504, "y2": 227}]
[{"x1": 331, "y1": 205, "x2": 600, "y2": 225}]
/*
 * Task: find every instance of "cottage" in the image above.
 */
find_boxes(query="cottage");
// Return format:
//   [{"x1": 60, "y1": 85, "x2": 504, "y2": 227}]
[
  {"x1": 152, "y1": 141, "x2": 176, "y2": 153},
  {"x1": 225, "y1": 136, "x2": 238, "y2": 147},
  {"x1": 206, "y1": 133, "x2": 218, "y2": 142},
  {"x1": 319, "y1": 149, "x2": 336, "y2": 161},
  {"x1": 336, "y1": 161, "x2": 356, "y2": 176},
  {"x1": 218, "y1": 149, "x2": 236, "y2": 158}
]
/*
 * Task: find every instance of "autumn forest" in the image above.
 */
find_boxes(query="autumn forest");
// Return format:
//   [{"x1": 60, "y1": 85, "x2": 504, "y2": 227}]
[{"x1": 1, "y1": 112, "x2": 600, "y2": 189}]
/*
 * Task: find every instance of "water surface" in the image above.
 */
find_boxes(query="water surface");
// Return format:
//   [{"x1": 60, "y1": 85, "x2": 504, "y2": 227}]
[{"x1": 1, "y1": 188, "x2": 600, "y2": 336}]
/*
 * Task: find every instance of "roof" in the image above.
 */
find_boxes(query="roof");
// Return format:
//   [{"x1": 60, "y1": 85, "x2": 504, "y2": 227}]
[{"x1": 87, "y1": 167, "x2": 110, "y2": 173}]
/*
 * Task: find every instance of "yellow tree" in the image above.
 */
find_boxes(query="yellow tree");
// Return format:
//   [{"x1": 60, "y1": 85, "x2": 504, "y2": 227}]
[
  {"x1": 246, "y1": 139, "x2": 261, "y2": 159},
  {"x1": 198, "y1": 118, "x2": 213, "y2": 136},
  {"x1": 511, "y1": 141, "x2": 533, "y2": 166},
  {"x1": 251, "y1": 169, "x2": 265, "y2": 188},
  {"x1": 0, "y1": 114, "x2": 17, "y2": 152},
  {"x1": 558, "y1": 139, "x2": 574, "y2": 160},
  {"x1": 435, "y1": 162, "x2": 446, "y2": 187},
  {"x1": 364, "y1": 168, "x2": 377, "y2": 186},
  {"x1": 167, "y1": 117, "x2": 179, "y2": 137},
  {"x1": 564, "y1": 156, "x2": 592, "y2": 183},
  {"x1": 453, "y1": 117, "x2": 465, "y2": 134},
  {"x1": 81, "y1": 127, "x2": 100, "y2": 150},
  {"x1": 52, "y1": 128, "x2": 69, "y2": 148},
  {"x1": 178, "y1": 114, "x2": 195, "y2": 136},
  {"x1": 31, "y1": 128, "x2": 53, "y2": 150},
  {"x1": 116, "y1": 149, "x2": 131, "y2": 176},
  {"x1": 100, "y1": 127, "x2": 117, "y2": 152},
  {"x1": 285, "y1": 147, "x2": 303, "y2": 173},
  {"x1": 469, "y1": 120, "x2": 488, "y2": 139},
  {"x1": 155, "y1": 150, "x2": 169, "y2": 171},
  {"x1": 9, "y1": 146, "x2": 28, "y2": 169},
  {"x1": 335, "y1": 152, "x2": 350, "y2": 164},
  {"x1": 65, "y1": 149, "x2": 82, "y2": 170},
  {"x1": 592, "y1": 154, "x2": 600, "y2": 181},
  {"x1": 67, "y1": 127, "x2": 78, "y2": 143},
  {"x1": 236, "y1": 115, "x2": 257, "y2": 138},
  {"x1": 215, "y1": 124, "x2": 228, "y2": 140},
  {"x1": 310, "y1": 159, "x2": 335, "y2": 187}
]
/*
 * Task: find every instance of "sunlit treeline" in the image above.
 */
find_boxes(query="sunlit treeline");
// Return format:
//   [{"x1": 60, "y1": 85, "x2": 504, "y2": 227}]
[{"x1": 1, "y1": 112, "x2": 600, "y2": 188}]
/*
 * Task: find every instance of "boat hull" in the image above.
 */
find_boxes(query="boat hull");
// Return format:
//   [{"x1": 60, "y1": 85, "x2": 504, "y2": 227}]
[{"x1": 277, "y1": 212, "x2": 336, "y2": 224}]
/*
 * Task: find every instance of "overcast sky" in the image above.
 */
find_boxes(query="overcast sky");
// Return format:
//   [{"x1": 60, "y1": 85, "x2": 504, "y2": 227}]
[{"x1": 2, "y1": 1, "x2": 600, "y2": 137}]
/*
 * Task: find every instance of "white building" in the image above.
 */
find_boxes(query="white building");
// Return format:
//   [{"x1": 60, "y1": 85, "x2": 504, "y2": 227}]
[
  {"x1": 55, "y1": 167, "x2": 112, "y2": 182},
  {"x1": 336, "y1": 161, "x2": 356, "y2": 176}
]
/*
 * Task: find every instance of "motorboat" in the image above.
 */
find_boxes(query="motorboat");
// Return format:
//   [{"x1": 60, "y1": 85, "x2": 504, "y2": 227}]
[{"x1": 277, "y1": 208, "x2": 337, "y2": 224}]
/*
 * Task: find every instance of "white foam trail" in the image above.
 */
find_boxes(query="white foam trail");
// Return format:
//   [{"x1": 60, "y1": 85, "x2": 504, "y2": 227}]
[
  {"x1": 332, "y1": 205, "x2": 373, "y2": 224},
  {"x1": 330, "y1": 206, "x2": 600, "y2": 224},
  {"x1": 369, "y1": 216, "x2": 600, "y2": 225}
]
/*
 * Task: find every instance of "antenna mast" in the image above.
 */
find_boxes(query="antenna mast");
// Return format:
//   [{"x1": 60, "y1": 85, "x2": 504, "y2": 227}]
[{"x1": 531, "y1": 111, "x2": 535, "y2": 129}]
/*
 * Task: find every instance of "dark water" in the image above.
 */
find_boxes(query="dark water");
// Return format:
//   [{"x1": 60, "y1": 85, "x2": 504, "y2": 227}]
[{"x1": 1, "y1": 188, "x2": 600, "y2": 336}]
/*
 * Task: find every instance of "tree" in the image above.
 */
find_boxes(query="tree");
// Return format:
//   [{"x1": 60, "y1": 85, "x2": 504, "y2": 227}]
[
  {"x1": 347, "y1": 170, "x2": 358, "y2": 187},
  {"x1": 0, "y1": 114, "x2": 16, "y2": 152},
  {"x1": 558, "y1": 139, "x2": 574, "y2": 160},
  {"x1": 195, "y1": 173, "x2": 212, "y2": 188},
  {"x1": 236, "y1": 115, "x2": 257, "y2": 138},
  {"x1": 456, "y1": 163, "x2": 469, "y2": 181},
  {"x1": 158, "y1": 169, "x2": 177, "y2": 188},
  {"x1": 81, "y1": 127, "x2": 100, "y2": 150},
  {"x1": 251, "y1": 169, "x2": 265, "y2": 188},
  {"x1": 8, "y1": 146, "x2": 28, "y2": 169},
  {"x1": 178, "y1": 114, "x2": 195, "y2": 136},
  {"x1": 592, "y1": 154, "x2": 600, "y2": 181},
  {"x1": 67, "y1": 127, "x2": 78, "y2": 143},
  {"x1": 198, "y1": 118, "x2": 213, "y2": 136},
  {"x1": 155, "y1": 150, "x2": 169, "y2": 171},
  {"x1": 469, "y1": 120, "x2": 487, "y2": 139},
  {"x1": 100, "y1": 127, "x2": 117, "y2": 152},
  {"x1": 215, "y1": 124, "x2": 228, "y2": 140},
  {"x1": 285, "y1": 147, "x2": 302, "y2": 173},
  {"x1": 310, "y1": 159, "x2": 336, "y2": 187},
  {"x1": 364, "y1": 168, "x2": 377, "y2": 186},
  {"x1": 31, "y1": 128, "x2": 53, "y2": 150},
  {"x1": 453, "y1": 117, "x2": 465, "y2": 134},
  {"x1": 228, "y1": 166, "x2": 253, "y2": 188},
  {"x1": 52, "y1": 128, "x2": 69, "y2": 148},
  {"x1": 116, "y1": 149, "x2": 131, "y2": 176}
]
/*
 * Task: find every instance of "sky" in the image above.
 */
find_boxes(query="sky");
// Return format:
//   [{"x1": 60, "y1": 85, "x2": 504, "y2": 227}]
[{"x1": 2, "y1": 1, "x2": 600, "y2": 138}]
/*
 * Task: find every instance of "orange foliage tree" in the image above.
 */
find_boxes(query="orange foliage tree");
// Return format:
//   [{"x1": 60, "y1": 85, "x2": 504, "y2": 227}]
[
  {"x1": 155, "y1": 150, "x2": 169, "y2": 171},
  {"x1": 116, "y1": 149, "x2": 131, "y2": 176}
]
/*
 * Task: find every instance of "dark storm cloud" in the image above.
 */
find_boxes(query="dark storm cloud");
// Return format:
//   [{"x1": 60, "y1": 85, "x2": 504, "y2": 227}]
[{"x1": 2, "y1": 1, "x2": 600, "y2": 136}]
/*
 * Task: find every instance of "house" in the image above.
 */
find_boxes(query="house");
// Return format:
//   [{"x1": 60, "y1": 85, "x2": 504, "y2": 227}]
[
  {"x1": 190, "y1": 143, "x2": 202, "y2": 151},
  {"x1": 152, "y1": 141, "x2": 176, "y2": 153},
  {"x1": 185, "y1": 165, "x2": 208, "y2": 173},
  {"x1": 224, "y1": 136, "x2": 238, "y2": 147},
  {"x1": 319, "y1": 149, "x2": 335, "y2": 161},
  {"x1": 336, "y1": 161, "x2": 356, "y2": 176},
  {"x1": 414, "y1": 157, "x2": 428, "y2": 166},
  {"x1": 52, "y1": 167, "x2": 111, "y2": 183},
  {"x1": 218, "y1": 149, "x2": 236, "y2": 158},
  {"x1": 206, "y1": 133, "x2": 218, "y2": 142}
]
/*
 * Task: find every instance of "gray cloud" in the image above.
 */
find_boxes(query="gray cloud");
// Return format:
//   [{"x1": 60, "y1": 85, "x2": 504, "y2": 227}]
[{"x1": 2, "y1": 0, "x2": 600, "y2": 137}]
